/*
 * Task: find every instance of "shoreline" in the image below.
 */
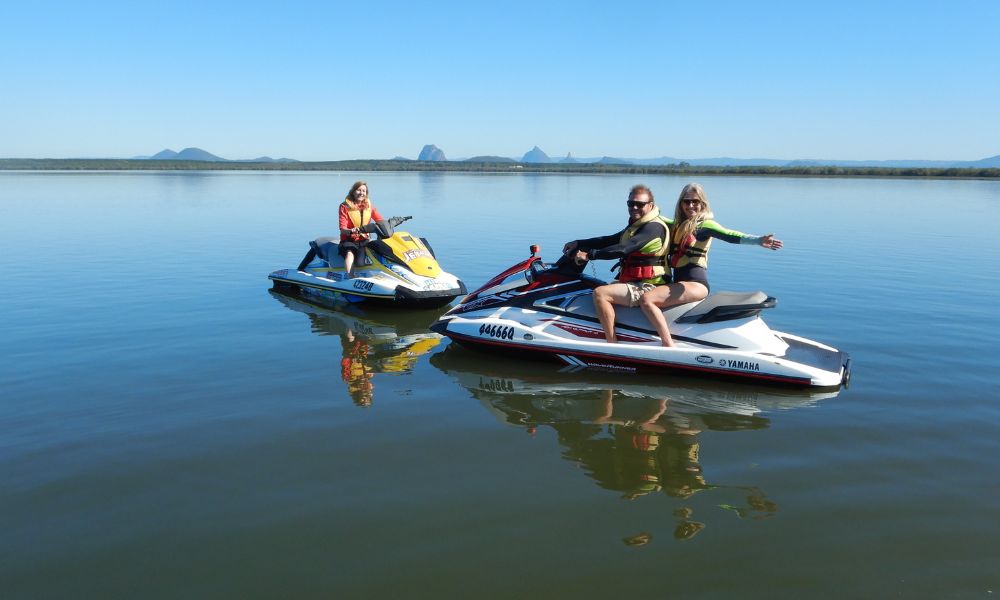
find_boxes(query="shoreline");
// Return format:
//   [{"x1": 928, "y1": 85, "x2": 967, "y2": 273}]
[{"x1": 1, "y1": 158, "x2": 998, "y2": 180}]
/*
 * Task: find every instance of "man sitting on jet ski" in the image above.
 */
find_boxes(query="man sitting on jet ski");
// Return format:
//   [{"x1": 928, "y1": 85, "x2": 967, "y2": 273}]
[{"x1": 561, "y1": 184, "x2": 670, "y2": 344}]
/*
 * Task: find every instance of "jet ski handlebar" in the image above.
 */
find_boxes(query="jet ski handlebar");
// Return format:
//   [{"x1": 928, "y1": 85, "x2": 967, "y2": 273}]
[
  {"x1": 372, "y1": 215, "x2": 413, "y2": 238},
  {"x1": 523, "y1": 252, "x2": 588, "y2": 284},
  {"x1": 553, "y1": 252, "x2": 587, "y2": 275}
]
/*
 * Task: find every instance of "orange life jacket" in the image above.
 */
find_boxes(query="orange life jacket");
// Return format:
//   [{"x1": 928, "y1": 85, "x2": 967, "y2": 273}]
[{"x1": 341, "y1": 199, "x2": 373, "y2": 243}]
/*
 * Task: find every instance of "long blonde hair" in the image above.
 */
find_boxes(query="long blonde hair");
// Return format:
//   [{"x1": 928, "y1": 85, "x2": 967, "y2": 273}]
[{"x1": 673, "y1": 183, "x2": 714, "y2": 240}]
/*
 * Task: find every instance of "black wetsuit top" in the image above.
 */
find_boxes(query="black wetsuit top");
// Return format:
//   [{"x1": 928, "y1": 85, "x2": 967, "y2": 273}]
[{"x1": 575, "y1": 220, "x2": 669, "y2": 261}]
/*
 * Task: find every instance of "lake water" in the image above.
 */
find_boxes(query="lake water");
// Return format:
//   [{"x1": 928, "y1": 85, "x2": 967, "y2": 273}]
[{"x1": 2, "y1": 171, "x2": 999, "y2": 598}]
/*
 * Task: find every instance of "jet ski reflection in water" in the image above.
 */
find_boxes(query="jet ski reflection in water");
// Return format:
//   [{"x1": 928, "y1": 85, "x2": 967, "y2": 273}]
[
  {"x1": 269, "y1": 216, "x2": 466, "y2": 308},
  {"x1": 432, "y1": 347, "x2": 841, "y2": 541},
  {"x1": 431, "y1": 246, "x2": 851, "y2": 388},
  {"x1": 269, "y1": 289, "x2": 443, "y2": 406}
]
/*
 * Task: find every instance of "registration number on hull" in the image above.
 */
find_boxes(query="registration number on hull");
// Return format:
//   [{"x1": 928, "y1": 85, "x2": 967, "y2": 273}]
[{"x1": 479, "y1": 324, "x2": 515, "y2": 341}]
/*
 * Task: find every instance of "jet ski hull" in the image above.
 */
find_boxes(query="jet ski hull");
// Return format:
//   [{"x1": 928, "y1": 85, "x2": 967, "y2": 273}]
[
  {"x1": 270, "y1": 268, "x2": 464, "y2": 308},
  {"x1": 432, "y1": 315, "x2": 848, "y2": 388},
  {"x1": 431, "y1": 254, "x2": 850, "y2": 389}
]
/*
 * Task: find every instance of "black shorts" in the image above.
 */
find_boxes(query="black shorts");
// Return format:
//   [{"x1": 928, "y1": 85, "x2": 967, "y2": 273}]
[
  {"x1": 674, "y1": 265, "x2": 710, "y2": 293},
  {"x1": 337, "y1": 241, "x2": 366, "y2": 258}
]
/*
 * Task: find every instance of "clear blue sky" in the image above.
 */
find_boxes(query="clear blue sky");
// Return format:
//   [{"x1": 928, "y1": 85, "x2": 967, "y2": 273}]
[{"x1": 2, "y1": 0, "x2": 997, "y2": 161}]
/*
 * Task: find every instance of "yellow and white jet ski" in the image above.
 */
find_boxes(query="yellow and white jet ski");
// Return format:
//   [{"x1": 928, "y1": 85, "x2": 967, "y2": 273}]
[{"x1": 269, "y1": 216, "x2": 466, "y2": 308}]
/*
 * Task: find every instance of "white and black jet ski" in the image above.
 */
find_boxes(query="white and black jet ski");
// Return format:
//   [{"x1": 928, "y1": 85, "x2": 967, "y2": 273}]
[
  {"x1": 430, "y1": 246, "x2": 851, "y2": 388},
  {"x1": 269, "y1": 216, "x2": 466, "y2": 308}
]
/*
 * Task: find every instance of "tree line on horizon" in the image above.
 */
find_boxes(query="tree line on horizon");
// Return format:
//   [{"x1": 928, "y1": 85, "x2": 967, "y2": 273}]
[{"x1": 1, "y1": 158, "x2": 997, "y2": 179}]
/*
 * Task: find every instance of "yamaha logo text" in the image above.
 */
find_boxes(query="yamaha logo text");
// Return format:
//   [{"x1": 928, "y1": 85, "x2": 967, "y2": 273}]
[{"x1": 718, "y1": 359, "x2": 760, "y2": 371}]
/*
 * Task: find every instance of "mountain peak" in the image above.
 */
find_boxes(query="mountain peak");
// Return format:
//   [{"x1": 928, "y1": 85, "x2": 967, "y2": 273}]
[
  {"x1": 418, "y1": 144, "x2": 447, "y2": 161},
  {"x1": 150, "y1": 149, "x2": 178, "y2": 160},
  {"x1": 175, "y1": 147, "x2": 226, "y2": 161},
  {"x1": 521, "y1": 146, "x2": 551, "y2": 163},
  {"x1": 148, "y1": 147, "x2": 226, "y2": 161}
]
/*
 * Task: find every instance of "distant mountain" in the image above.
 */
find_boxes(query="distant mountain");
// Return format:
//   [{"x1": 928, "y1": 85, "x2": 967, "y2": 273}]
[
  {"x1": 676, "y1": 155, "x2": 1000, "y2": 168},
  {"x1": 150, "y1": 149, "x2": 179, "y2": 160},
  {"x1": 781, "y1": 157, "x2": 992, "y2": 168},
  {"x1": 418, "y1": 144, "x2": 447, "y2": 161},
  {"x1": 970, "y1": 155, "x2": 1000, "y2": 168},
  {"x1": 629, "y1": 156, "x2": 683, "y2": 166},
  {"x1": 521, "y1": 146, "x2": 552, "y2": 163},
  {"x1": 523, "y1": 154, "x2": 1000, "y2": 168},
  {"x1": 391, "y1": 156, "x2": 413, "y2": 161},
  {"x1": 238, "y1": 156, "x2": 300, "y2": 163},
  {"x1": 687, "y1": 157, "x2": 787, "y2": 167},
  {"x1": 146, "y1": 147, "x2": 226, "y2": 161},
  {"x1": 129, "y1": 145, "x2": 999, "y2": 169},
  {"x1": 175, "y1": 147, "x2": 226, "y2": 161},
  {"x1": 464, "y1": 155, "x2": 516, "y2": 163},
  {"x1": 143, "y1": 148, "x2": 300, "y2": 162}
]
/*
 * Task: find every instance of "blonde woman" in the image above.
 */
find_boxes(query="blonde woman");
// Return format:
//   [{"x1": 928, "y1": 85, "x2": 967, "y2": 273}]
[{"x1": 640, "y1": 183, "x2": 783, "y2": 346}]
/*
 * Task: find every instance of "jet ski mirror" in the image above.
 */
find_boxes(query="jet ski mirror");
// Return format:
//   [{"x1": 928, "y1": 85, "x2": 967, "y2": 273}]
[{"x1": 525, "y1": 245, "x2": 547, "y2": 284}]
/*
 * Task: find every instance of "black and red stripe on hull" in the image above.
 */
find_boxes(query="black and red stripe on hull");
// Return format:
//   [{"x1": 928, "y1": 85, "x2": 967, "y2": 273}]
[{"x1": 440, "y1": 329, "x2": 815, "y2": 387}]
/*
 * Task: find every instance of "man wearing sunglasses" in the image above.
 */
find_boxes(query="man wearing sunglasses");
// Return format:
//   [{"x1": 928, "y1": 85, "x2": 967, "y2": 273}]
[{"x1": 561, "y1": 184, "x2": 671, "y2": 344}]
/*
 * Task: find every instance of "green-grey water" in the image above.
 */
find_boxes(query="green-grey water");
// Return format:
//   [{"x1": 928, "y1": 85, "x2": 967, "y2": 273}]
[{"x1": 2, "y1": 171, "x2": 999, "y2": 598}]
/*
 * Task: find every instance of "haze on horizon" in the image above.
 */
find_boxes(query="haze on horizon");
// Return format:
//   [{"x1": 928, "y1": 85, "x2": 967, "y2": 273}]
[{"x1": 2, "y1": 0, "x2": 997, "y2": 163}]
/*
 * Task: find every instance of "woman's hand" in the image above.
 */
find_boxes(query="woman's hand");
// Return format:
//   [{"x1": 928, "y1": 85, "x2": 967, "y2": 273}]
[
  {"x1": 761, "y1": 234, "x2": 783, "y2": 250},
  {"x1": 574, "y1": 249, "x2": 589, "y2": 265}
]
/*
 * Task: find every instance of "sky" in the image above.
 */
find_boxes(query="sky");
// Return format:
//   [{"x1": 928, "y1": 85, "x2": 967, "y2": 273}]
[{"x1": 1, "y1": 0, "x2": 998, "y2": 162}]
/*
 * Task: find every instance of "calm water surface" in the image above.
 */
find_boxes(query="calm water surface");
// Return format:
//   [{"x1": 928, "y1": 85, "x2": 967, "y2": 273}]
[{"x1": 2, "y1": 171, "x2": 999, "y2": 598}]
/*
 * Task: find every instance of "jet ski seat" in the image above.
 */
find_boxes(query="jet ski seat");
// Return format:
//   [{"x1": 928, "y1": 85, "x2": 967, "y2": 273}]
[
  {"x1": 675, "y1": 291, "x2": 776, "y2": 324},
  {"x1": 297, "y1": 236, "x2": 372, "y2": 271}
]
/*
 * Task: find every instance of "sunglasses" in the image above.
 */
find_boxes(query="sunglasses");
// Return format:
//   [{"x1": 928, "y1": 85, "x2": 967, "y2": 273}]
[
  {"x1": 681, "y1": 198, "x2": 702, "y2": 205},
  {"x1": 626, "y1": 200, "x2": 652, "y2": 209}
]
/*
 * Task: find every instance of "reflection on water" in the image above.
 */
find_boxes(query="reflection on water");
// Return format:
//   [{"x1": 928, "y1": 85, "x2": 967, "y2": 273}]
[
  {"x1": 433, "y1": 345, "x2": 840, "y2": 541},
  {"x1": 268, "y1": 290, "x2": 443, "y2": 406}
]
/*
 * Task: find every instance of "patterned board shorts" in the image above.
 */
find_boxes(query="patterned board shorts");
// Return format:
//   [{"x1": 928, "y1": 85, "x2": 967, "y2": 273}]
[{"x1": 624, "y1": 282, "x2": 658, "y2": 307}]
